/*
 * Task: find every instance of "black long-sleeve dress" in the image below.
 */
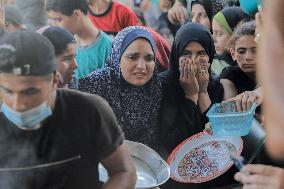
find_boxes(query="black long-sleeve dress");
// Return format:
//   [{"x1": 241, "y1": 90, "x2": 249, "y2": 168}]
[
  {"x1": 159, "y1": 23, "x2": 238, "y2": 189},
  {"x1": 159, "y1": 71, "x2": 223, "y2": 153}
]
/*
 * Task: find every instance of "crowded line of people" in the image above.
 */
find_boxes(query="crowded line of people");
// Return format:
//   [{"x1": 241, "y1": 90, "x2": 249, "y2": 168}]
[{"x1": 0, "y1": 0, "x2": 283, "y2": 188}]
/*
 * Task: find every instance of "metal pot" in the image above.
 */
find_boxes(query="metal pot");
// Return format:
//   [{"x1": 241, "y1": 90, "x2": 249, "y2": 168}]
[{"x1": 99, "y1": 140, "x2": 170, "y2": 189}]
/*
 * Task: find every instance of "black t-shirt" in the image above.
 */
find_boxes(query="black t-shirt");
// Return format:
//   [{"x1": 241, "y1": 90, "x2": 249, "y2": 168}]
[
  {"x1": 220, "y1": 66, "x2": 257, "y2": 94},
  {"x1": 0, "y1": 89, "x2": 123, "y2": 189}
]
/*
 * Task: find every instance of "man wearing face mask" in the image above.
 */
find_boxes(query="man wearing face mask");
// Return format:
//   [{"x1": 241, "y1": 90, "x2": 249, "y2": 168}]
[{"x1": 0, "y1": 30, "x2": 136, "y2": 189}]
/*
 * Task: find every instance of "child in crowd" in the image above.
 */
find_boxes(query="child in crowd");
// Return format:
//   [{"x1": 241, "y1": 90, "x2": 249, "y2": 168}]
[
  {"x1": 211, "y1": 6, "x2": 250, "y2": 76},
  {"x1": 39, "y1": 26, "x2": 78, "y2": 89},
  {"x1": 88, "y1": 0, "x2": 138, "y2": 37},
  {"x1": 220, "y1": 20, "x2": 257, "y2": 100},
  {"x1": 46, "y1": 0, "x2": 112, "y2": 80}
]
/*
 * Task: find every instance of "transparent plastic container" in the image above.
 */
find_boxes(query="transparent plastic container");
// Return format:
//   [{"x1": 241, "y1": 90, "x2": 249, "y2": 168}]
[{"x1": 207, "y1": 101, "x2": 256, "y2": 137}]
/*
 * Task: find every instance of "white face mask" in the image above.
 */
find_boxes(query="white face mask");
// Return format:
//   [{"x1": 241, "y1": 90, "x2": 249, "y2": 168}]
[{"x1": 1, "y1": 102, "x2": 52, "y2": 130}]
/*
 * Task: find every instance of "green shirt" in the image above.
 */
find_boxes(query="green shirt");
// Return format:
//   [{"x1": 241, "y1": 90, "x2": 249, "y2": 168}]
[{"x1": 75, "y1": 31, "x2": 112, "y2": 79}]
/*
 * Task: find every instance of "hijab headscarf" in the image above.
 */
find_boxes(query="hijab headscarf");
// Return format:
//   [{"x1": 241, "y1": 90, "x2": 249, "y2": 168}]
[
  {"x1": 191, "y1": 0, "x2": 213, "y2": 21},
  {"x1": 168, "y1": 22, "x2": 223, "y2": 102},
  {"x1": 107, "y1": 26, "x2": 170, "y2": 72},
  {"x1": 170, "y1": 22, "x2": 214, "y2": 79},
  {"x1": 79, "y1": 26, "x2": 163, "y2": 150},
  {"x1": 107, "y1": 26, "x2": 156, "y2": 74},
  {"x1": 191, "y1": 0, "x2": 227, "y2": 22},
  {"x1": 158, "y1": 23, "x2": 223, "y2": 153},
  {"x1": 214, "y1": 6, "x2": 251, "y2": 34}
]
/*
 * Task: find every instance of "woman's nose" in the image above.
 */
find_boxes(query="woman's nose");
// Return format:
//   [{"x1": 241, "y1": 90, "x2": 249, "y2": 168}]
[
  {"x1": 136, "y1": 59, "x2": 146, "y2": 69},
  {"x1": 193, "y1": 16, "x2": 201, "y2": 23}
]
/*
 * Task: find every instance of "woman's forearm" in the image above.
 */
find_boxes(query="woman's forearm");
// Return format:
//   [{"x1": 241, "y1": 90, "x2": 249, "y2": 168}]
[{"x1": 198, "y1": 92, "x2": 211, "y2": 113}]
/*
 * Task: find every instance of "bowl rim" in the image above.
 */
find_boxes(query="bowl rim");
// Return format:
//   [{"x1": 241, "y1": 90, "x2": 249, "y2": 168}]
[
  {"x1": 166, "y1": 131, "x2": 243, "y2": 183},
  {"x1": 207, "y1": 102, "x2": 256, "y2": 117},
  {"x1": 99, "y1": 140, "x2": 171, "y2": 188}
]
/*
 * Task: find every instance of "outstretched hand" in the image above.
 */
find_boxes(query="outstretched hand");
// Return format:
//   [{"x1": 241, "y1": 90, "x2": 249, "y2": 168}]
[
  {"x1": 226, "y1": 89, "x2": 262, "y2": 112},
  {"x1": 167, "y1": 0, "x2": 188, "y2": 25}
]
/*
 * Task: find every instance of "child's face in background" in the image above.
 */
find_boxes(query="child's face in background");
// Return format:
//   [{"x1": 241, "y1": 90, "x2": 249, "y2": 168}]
[{"x1": 231, "y1": 35, "x2": 257, "y2": 73}]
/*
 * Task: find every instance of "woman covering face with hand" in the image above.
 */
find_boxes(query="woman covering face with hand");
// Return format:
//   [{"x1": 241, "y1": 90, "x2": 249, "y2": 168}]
[
  {"x1": 159, "y1": 22, "x2": 223, "y2": 153},
  {"x1": 159, "y1": 22, "x2": 239, "y2": 189},
  {"x1": 79, "y1": 26, "x2": 163, "y2": 152}
]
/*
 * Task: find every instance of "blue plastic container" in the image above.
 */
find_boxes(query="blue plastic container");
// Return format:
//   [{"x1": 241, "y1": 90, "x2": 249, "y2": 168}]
[{"x1": 207, "y1": 101, "x2": 256, "y2": 137}]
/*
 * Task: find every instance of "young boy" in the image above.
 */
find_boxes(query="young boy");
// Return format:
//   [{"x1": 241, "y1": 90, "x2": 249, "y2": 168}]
[
  {"x1": 88, "y1": 0, "x2": 138, "y2": 37},
  {"x1": 46, "y1": 0, "x2": 112, "y2": 80},
  {"x1": 38, "y1": 26, "x2": 78, "y2": 88}
]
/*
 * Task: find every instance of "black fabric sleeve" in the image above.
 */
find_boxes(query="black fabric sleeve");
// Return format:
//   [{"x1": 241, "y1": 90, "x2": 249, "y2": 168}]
[
  {"x1": 220, "y1": 66, "x2": 245, "y2": 87},
  {"x1": 220, "y1": 66, "x2": 256, "y2": 94},
  {"x1": 181, "y1": 98, "x2": 204, "y2": 133},
  {"x1": 220, "y1": 66, "x2": 236, "y2": 81},
  {"x1": 200, "y1": 105, "x2": 211, "y2": 126},
  {"x1": 160, "y1": 97, "x2": 203, "y2": 152},
  {"x1": 182, "y1": 98, "x2": 200, "y2": 117},
  {"x1": 159, "y1": 71, "x2": 204, "y2": 152}
]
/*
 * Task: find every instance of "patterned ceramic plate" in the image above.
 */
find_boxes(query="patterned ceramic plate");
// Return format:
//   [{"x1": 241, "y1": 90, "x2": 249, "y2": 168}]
[{"x1": 167, "y1": 131, "x2": 243, "y2": 183}]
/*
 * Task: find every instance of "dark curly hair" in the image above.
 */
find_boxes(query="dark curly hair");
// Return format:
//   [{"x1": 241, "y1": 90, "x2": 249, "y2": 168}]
[
  {"x1": 46, "y1": 0, "x2": 89, "y2": 16},
  {"x1": 230, "y1": 20, "x2": 256, "y2": 49}
]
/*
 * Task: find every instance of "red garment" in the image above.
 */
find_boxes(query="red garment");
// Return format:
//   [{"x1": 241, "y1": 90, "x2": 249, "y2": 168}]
[
  {"x1": 88, "y1": 0, "x2": 138, "y2": 36},
  {"x1": 145, "y1": 27, "x2": 171, "y2": 71}
]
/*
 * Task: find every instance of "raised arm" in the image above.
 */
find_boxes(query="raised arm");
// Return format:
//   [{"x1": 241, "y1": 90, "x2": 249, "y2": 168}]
[
  {"x1": 167, "y1": 0, "x2": 188, "y2": 24},
  {"x1": 225, "y1": 86, "x2": 263, "y2": 112},
  {"x1": 220, "y1": 79, "x2": 238, "y2": 100},
  {"x1": 101, "y1": 143, "x2": 136, "y2": 189}
]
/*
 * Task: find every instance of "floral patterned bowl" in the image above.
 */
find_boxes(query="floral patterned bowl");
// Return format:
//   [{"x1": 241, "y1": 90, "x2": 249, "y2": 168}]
[{"x1": 167, "y1": 131, "x2": 243, "y2": 183}]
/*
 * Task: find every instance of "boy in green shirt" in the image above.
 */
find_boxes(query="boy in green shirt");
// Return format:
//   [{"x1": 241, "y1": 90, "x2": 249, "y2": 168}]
[{"x1": 46, "y1": 0, "x2": 112, "y2": 79}]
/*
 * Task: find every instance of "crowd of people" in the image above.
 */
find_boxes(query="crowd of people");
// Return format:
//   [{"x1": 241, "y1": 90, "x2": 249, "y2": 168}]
[{"x1": 0, "y1": 0, "x2": 283, "y2": 188}]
